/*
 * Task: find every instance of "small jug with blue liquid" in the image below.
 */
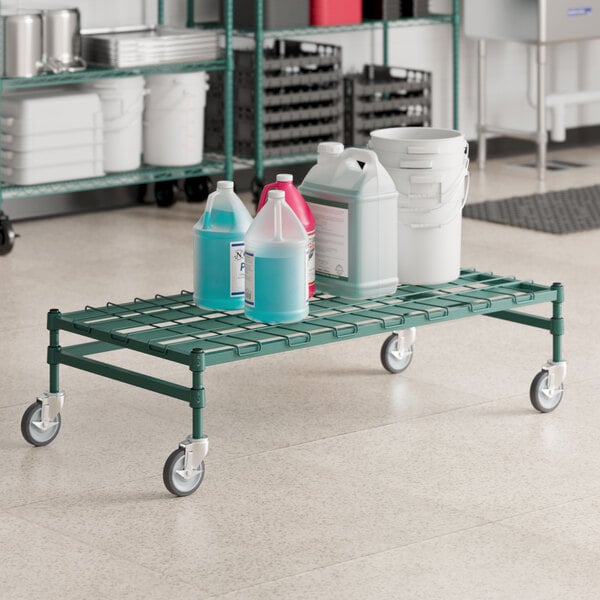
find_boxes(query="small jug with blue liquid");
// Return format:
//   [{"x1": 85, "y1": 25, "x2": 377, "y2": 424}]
[{"x1": 193, "y1": 180, "x2": 253, "y2": 310}]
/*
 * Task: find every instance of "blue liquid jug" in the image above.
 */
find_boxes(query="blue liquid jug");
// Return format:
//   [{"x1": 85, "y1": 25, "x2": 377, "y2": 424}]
[
  {"x1": 244, "y1": 189, "x2": 309, "y2": 324},
  {"x1": 193, "y1": 180, "x2": 253, "y2": 310}
]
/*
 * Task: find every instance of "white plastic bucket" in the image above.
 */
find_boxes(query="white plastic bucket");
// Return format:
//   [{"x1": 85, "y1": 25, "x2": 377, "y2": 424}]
[
  {"x1": 143, "y1": 72, "x2": 208, "y2": 167},
  {"x1": 82, "y1": 76, "x2": 145, "y2": 172},
  {"x1": 368, "y1": 127, "x2": 469, "y2": 285},
  {"x1": 369, "y1": 126, "x2": 467, "y2": 156}
]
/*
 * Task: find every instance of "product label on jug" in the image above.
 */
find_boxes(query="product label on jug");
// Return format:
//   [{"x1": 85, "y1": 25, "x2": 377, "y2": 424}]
[
  {"x1": 230, "y1": 241, "x2": 246, "y2": 297},
  {"x1": 307, "y1": 231, "x2": 316, "y2": 289},
  {"x1": 244, "y1": 250, "x2": 255, "y2": 306},
  {"x1": 306, "y1": 201, "x2": 348, "y2": 281}
]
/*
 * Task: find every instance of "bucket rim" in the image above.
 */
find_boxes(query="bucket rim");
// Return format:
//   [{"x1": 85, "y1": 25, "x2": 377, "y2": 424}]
[{"x1": 370, "y1": 127, "x2": 464, "y2": 142}]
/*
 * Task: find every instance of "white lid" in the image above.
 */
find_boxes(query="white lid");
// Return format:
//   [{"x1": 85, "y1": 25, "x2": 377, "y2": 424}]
[
  {"x1": 217, "y1": 180, "x2": 234, "y2": 190},
  {"x1": 276, "y1": 173, "x2": 293, "y2": 182},
  {"x1": 318, "y1": 142, "x2": 344, "y2": 156}
]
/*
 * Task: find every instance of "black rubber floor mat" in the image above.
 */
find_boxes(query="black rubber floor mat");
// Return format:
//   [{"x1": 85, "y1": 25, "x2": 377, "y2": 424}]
[{"x1": 463, "y1": 184, "x2": 600, "y2": 234}]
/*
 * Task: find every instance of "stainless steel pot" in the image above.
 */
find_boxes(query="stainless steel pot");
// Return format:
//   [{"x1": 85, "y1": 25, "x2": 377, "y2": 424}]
[
  {"x1": 43, "y1": 8, "x2": 86, "y2": 73},
  {"x1": 3, "y1": 12, "x2": 43, "y2": 77}
]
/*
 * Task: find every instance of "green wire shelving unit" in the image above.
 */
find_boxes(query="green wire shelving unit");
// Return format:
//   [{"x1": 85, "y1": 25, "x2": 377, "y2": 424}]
[
  {"x1": 21, "y1": 269, "x2": 567, "y2": 497},
  {"x1": 243, "y1": 0, "x2": 460, "y2": 196},
  {"x1": 0, "y1": 0, "x2": 235, "y2": 255}
]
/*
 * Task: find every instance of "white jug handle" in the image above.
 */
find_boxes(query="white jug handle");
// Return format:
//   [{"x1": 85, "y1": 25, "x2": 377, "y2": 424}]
[{"x1": 342, "y1": 147, "x2": 379, "y2": 171}]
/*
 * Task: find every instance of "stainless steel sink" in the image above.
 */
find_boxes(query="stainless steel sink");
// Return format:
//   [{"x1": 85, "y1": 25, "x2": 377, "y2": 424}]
[{"x1": 464, "y1": 0, "x2": 600, "y2": 43}]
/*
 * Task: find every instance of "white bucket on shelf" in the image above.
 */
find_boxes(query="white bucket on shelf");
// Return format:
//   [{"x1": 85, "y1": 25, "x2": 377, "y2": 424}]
[
  {"x1": 143, "y1": 72, "x2": 208, "y2": 167},
  {"x1": 368, "y1": 127, "x2": 470, "y2": 285},
  {"x1": 82, "y1": 76, "x2": 145, "y2": 172}
]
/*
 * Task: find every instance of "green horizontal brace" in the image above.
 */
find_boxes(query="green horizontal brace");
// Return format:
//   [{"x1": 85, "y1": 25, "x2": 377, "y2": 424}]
[
  {"x1": 485, "y1": 310, "x2": 552, "y2": 331},
  {"x1": 59, "y1": 349, "x2": 192, "y2": 402},
  {"x1": 57, "y1": 341, "x2": 117, "y2": 357}
]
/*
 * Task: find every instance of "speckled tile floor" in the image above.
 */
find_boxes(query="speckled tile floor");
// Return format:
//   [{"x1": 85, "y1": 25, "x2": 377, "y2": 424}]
[{"x1": 1, "y1": 147, "x2": 599, "y2": 599}]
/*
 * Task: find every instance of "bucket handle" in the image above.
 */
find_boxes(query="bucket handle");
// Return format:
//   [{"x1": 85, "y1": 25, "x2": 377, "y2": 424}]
[
  {"x1": 406, "y1": 172, "x2": 470, "y2": 229},
  {"x1": 104, "y1": 98, "x2": 145, "y2": 131},
  {"x1": 398, "y1": 161, "x2": 469, "y2": 209}
]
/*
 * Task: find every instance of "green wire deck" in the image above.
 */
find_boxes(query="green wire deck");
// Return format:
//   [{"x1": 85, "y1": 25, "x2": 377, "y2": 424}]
[{"x1": 52, "y1": 269, "x2": 561, "y2": 374}]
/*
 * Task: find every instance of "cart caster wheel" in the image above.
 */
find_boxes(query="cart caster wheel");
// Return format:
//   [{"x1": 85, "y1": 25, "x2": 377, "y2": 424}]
[
  {"x1": 21, "y1": 400, "x2": 62, "y2": 446},
  {"x1": 251, "y1": 177, "x2": 263, "y2": 206},
  {"x1": 0, "y1": 212, "x2": 16, "y2": 256},
  {"x1": 380, "y1": 333, "x2": 413, "y2": 374},
  {"x1": 155, "y1": 181, "x2": 177, "y2": 208},
  {"x1": 530, "y1": 369, "x2": 564, "y2": 413},
  {"x1": 163, "y1": 448, "x2": 205, "y2": 497},
  {"x1": 184, "y1": 176, "x2": 213, "y2": 203}
]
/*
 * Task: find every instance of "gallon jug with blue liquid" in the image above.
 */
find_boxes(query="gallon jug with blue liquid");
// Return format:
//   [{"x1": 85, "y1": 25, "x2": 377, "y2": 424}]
[
  {"x1": 244, "y1": 189, "x2": 309, "y2": 324},
  {"x1": 193, "y1": 180, "x2": 253, "y2": 310}
]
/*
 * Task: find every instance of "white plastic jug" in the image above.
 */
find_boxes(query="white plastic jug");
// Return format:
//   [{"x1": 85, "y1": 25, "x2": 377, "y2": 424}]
[
  {"x1": 299, "y1": 144, "x2": 399, "y2": 300},
  {"x1": 244, "y1": 189, "x2": 309, "y2": 324},
  {"x1": 194, "y1": 180, "x2": 253, "y2": 310}
]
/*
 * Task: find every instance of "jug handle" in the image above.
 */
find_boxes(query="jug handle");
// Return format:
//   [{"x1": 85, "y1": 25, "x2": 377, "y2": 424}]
[
  {"x1": 203, "y1": 190, "x2": 216, "y2": 229},
  {"x1": 341, "y1": 147, "x2": 379, "y2": 173}
]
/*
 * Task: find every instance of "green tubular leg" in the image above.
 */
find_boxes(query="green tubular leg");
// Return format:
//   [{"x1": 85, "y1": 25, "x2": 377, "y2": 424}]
[
  {"x1": 47, "y1": 308, "x2": 61, "y2": 394},
  {"x1": 190, "y1": 348, "x2": 206, "y2": 440},
  {"x1": 551, "y1": 282, "x2": 564, "y2": 363}
]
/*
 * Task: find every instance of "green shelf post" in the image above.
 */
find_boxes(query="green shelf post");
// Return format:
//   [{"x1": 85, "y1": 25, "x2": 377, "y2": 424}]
[
  {"x1": 551, "y1": 283, "x2": 565, "y2": 363},
  {"x1": 224, "y1": 0, "x2": 234, "y2": 180},
  {"x1": 452, "y1": 0, "x2": 460, "y2": 130},
  {"x1": 383, "y1": 19, "x2": 389, "y2": 67},
  {"x1": 190, "y1": 348, "x2": 206, "y2": 440},
  {"x1": 186, "y1": 0, "x2": 195, "y2": 28},
  {"x1": 47, "y1": 309, "x2": 61, "y2": 394},
  {"x1": 254, "y1": 0, "x2": 265, "y2": 186},
  {"x1": 158, "y1": 0, "x2": 165, "y2": 26}
]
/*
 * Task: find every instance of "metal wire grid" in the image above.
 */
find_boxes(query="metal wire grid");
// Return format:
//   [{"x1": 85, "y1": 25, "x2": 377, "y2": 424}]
[{"x1": 59, "y1": 269, "x2": 556, "y2": 366}]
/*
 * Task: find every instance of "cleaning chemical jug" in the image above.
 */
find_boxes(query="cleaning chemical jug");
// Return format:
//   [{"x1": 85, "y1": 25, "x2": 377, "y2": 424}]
[
  {"x1": 299, "y1": 144, "x2": 399, "y2": 299},
  {"x1": 193, "y1": 180, "x2": 253, "y2": 310},
  {"x1": 245, "y1": 189, "x2": 309, "y2": 324},
  {"x1": 258, "y1": 173, "x2": 316, "y2": 298}
]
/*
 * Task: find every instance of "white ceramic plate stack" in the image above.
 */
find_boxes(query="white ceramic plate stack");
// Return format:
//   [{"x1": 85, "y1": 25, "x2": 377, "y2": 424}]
[
  {"x1": 1, "y1": 89, "x2": 104, "y2": 185},
  {"x1": 82, "y1": 27, "x2": 220, "y2": 68}
]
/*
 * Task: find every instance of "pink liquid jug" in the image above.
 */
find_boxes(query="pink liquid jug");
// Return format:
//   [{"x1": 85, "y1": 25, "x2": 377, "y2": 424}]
[{"x1": 258, "y1": 174, "x2": 316, "y2": 298}]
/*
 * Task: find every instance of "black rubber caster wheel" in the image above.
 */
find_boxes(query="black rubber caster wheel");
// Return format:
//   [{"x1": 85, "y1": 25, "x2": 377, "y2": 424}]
[
  {"x1": 163, "y1": 448, "x2": 205, "y2": 497},
  {"x1": 184, "y1": 176, "x2": 213, "y2": 203},
  {"x1": 21, "y1": 400, "x2": 62, "y2": 447},
  {"x1": 155, "y1": 181, "x2": 177, "y2": 208},
  {"x1": 530, "y1": 369, "x2": 564, "y2": 413},
  {"x1": 0, "y1": 212, "x2": 16, "y2": 256},
  {"x1": 380, "y1": 334, "x2": 414, "y2": 374}
]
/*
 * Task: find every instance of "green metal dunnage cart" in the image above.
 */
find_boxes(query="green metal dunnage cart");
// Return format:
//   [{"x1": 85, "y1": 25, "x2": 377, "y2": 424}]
[{"x1": 21, "y1": 269, "x2": 567, "y2": 496}]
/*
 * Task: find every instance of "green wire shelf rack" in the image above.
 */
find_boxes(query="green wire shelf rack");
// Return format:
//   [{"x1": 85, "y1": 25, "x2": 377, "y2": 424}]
[{"x1": 21, "y1": 268, "x2": 567, "y2": 497}]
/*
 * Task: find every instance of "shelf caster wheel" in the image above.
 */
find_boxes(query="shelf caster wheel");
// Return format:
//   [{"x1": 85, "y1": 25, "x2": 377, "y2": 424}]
[
  {"x1": 163, "y1": 448, "x2": 205, "y2": 497},
  {"x1": 21, "y1": 399, "x2": 62, "y2": 446},
  {"x1": 0, "y1": 212, "x2": 16, "y2": 256},
  {"x1": 530, "y1": 367, "x2": 565, "y2": 413},
  {"x1": 380, "y1": 329, "x2": 416, "y2": 374},
  {"x1": 184, "y1": 176, "x2": 213, "y2": 203},
  {"x1": 155, "y1": 180, "x2": 177, "y2": 208},
  {"x1": 251, "y1": 177, "x2": 263, "y2": 206}
]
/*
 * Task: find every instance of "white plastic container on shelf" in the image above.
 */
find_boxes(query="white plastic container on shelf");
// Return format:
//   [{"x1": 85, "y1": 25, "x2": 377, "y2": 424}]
[
  {"x1": 143, "y1": 72, "x2": 208, "y2": 166},
  {"x1": 1, "y1": 143, "x2": 103, "y2": 168},
  {"x1": 1, "y1": 158, "x2": 103, "y2": 185},
  {"x1": 1, "y1": 88, "x2": 103, "y2": 134},
  {"x1": 1, "y1": 127, "x2": 103, "y2": 152},
  {"x1": 81, "y1": 76, "x2": 145, "y2": 172},
  {"x1": 299, "y1": 144, "x2": 398, "y2": 300}
]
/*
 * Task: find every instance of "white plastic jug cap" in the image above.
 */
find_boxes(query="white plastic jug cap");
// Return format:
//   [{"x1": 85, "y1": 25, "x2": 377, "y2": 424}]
[
  {"x1": 276, "y1": 173, "x2": 293, "y2": 182},
  {"x1": 318, "y1": 142, "x2": 344, "y2": 156},
  {"x1": 268, "y1": 189, "x2": 285, "y2": 201},
  {"x1": 217, "y1": 180, "x2": 234, "y2": 190}
]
